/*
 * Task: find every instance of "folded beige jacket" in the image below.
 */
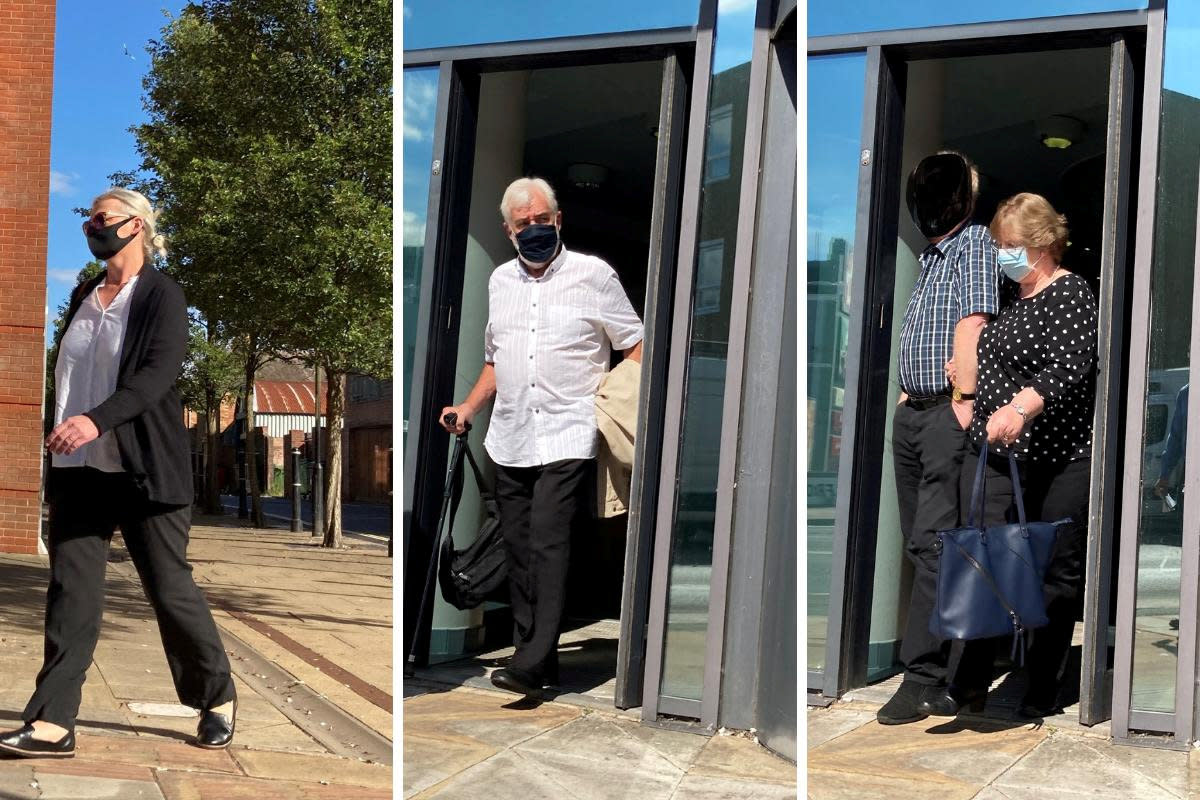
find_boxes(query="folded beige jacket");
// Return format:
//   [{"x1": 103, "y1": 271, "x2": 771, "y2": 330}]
[{"x1": 595, "y1": 358, "x2": 641, "y2": 518}]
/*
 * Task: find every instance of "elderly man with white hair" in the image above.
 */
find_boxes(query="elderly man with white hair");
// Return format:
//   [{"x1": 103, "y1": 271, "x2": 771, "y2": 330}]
[{"x1": 441, "y1": 176, "x2": 643, "y2": 696}]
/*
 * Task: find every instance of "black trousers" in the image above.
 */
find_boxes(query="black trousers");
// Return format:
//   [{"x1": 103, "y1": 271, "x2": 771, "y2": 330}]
[
  {"x1": 953, "y1": 451, "x2": 1090, "y2": 699},
  {"x1": 23, "y1": 468, "x2": 236, "y2": 731},
  {"x1": 893, "y1": 399, "x2": 970, "y2": 685},
  {"x1": 493, "y1": 458, "x2": 592, "y2": 680}
]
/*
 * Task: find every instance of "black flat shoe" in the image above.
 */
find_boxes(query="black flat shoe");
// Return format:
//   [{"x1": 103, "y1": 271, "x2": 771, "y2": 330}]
[
  {"x1": 490, "y1": 667, "x2": 541, "y2": 697},
  {"x1": 196, "y1": 698, "x2": 236, "y2": 749},
  {"x1": 0, "y1": 724, "x2": 75, "y2": 758},
  {"x1": 876, "y1": 680, "x2": 931, "y2": 725},
  {"x1": 918, "y1": 686, "x2": 988, "y2": 717}
]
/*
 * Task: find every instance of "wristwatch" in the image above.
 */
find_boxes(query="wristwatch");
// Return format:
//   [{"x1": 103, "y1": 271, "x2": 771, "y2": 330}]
[
  {"x1": 951, "y1": 385, "x2": 976, "y2": 402},
  {"x1": 1011, "y1": 401, "x2": 1028, "y2": 421}
]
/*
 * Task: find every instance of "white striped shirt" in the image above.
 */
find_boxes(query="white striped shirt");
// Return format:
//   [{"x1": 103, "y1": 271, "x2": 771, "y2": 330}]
[
  {"x1": 53, "y1": 275, "x2": 141, "y2": 472},
  {"x1": 484, "y1": 247, "x2": 643, "y2": 468}
]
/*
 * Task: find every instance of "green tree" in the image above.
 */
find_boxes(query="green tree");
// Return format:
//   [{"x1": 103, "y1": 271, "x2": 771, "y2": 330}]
[
  {"x1": 134, "y1": 0, "x2": 392, "y2": 541},
  {"x1": 178, "y1": 316, "x2": 243, "y2": 514}
]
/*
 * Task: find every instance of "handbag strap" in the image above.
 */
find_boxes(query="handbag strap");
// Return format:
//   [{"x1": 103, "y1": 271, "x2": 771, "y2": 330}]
[
  {"x1": 1006, "y1": 452, "x2": 1031, "y2": 534},
  {"x1": 460, "y1": 438, "x2": 499, "y2": 514},
  {"x1": 967, "y1": 444, "x2": 989, "y2": 529},
  {"x1": 947, "y1": 534, "x2": 1027, "y2": 666}
]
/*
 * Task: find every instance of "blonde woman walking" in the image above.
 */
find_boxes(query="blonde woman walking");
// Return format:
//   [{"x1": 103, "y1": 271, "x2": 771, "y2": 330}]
[{"x1": 0, "y1": 189, "x2": 236, "y2": 758}]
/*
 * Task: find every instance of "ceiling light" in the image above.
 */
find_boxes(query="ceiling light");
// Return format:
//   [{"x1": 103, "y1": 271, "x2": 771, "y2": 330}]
[
  {"x1": 567, "y1": 162, "x2": 608, "y2": 190},
  {"x1": 1037, "y1": 115, "x2": 1085, "y2": 150}
]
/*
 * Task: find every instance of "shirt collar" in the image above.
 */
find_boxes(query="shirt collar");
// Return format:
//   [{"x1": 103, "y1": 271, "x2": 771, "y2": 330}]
[
  {"x1": 922, "y1": 223, "x2": 971, "y2": 260},
  {"x1": 515, "y1": 245, "x2": 569, "y2": 282}
]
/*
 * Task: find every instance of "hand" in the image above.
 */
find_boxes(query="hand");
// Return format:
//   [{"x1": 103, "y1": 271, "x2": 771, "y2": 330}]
[
  {"x1": 1155, "y1": 477, "x2": 1171, "y2": 498},
  {"x1": 944, "y1": 358, "x2": 957, "y2": 386},
  {"x1": 897, "y1": 392, "x2": 908, "y2": 407},
  {"x1": 439, "y1": 404, "x2": 473, "y2": 434},
  {"x1": 985, "y1": 405, "x2": 1026, "y2": 446},
  {"x1": 46, "y1": 415, "x2": 100, "y2": 455},
  {"x1": 950, "y1": 398, "x2": 973, "y2": 431}
]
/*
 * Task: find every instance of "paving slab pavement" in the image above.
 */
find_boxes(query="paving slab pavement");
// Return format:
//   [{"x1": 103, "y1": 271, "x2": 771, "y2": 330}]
[
  {"x1": 807, "y1": 691, "x2": 1200, "y2": 799},
  {"x1": 0, "y1": 513, "x2": 393, "y2": 797},
  {"x1": 403, "y1": 683, "x2": 796, "y2": 799}
]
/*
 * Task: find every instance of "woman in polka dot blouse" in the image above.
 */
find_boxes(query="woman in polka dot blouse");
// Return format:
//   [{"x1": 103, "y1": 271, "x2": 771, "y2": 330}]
[{"x1": 947, "y1": 192, "x2": 1098, "y2": 720}]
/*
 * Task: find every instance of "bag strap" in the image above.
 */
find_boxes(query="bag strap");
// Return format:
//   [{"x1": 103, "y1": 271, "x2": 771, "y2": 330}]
[
  {"x1": 968, "y1": 445, "x2": 989, "y2": 529},
  {"x1": 1006, "y1": 452, "x2": 1031, "y2": 534},
  {"x1": 947, "y1": 535, "x2": 1027, "y2": 666},
  {"x1": 460, "y1": 439, "x2": 499, "y2": 515}
]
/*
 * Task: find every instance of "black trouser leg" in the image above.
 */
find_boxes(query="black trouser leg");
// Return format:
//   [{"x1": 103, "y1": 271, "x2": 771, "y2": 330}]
[
  {"x1": 894, "y1": 402, "x2": 968, "y2": 685},
  {"x1": 495, "y1": 459, "x2": 591, "y2": 681},
  {"x1": 22, "y1": 471, "x2": 116, "y2": 731},
  {"x1": 496, "y1": 464, "x2": 537, "y2": 663},
  {"x1": 1021, "y1": 458, "x2": 1090, "y2": 703},
  {"x1": 119, "y1": 498, "x2": 236, "y2": 711}
]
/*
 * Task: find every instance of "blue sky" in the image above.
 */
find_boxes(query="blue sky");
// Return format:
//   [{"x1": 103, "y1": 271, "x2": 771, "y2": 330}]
[{"x1": 45, "y1": 0, "x2": 187, "y2": 336}]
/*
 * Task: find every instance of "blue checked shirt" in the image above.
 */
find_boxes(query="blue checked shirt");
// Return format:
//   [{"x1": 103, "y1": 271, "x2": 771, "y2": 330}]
[{"x1": 898, "y1": 223, "x2": 999, "y2": 397}]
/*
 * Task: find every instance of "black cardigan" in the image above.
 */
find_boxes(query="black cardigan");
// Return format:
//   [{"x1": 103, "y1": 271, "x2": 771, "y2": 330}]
[{"x1": 50, "y1": 266, "x2": 193, "y2": 505}]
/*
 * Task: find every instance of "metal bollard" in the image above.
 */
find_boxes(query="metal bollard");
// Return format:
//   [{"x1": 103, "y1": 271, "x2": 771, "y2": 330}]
[{"x1": 290, "y1": 449, "x2": 302, "y2": 532}]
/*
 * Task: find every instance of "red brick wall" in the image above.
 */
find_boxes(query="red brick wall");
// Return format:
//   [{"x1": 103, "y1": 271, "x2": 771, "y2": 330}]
[{"x1": 0, "y1": 2, "x2": 55, "y2": 554}]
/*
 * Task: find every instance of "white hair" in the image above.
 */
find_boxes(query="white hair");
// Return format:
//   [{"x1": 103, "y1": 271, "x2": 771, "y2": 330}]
[
  {"x1": 499, "y1": 177, "x2": 558, "y2": 225},
  {"x1": 91, "y1": 187, "x2": 168, "y2": 261}
]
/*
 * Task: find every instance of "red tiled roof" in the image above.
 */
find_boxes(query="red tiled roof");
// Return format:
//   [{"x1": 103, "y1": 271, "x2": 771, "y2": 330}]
[{"x1": 255, "y1": 380, "x2": 323, "y2": 415}]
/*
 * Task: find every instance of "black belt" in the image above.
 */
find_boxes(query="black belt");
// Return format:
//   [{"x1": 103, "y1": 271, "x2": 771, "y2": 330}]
[{"x1": 905, "y1": 393, "x2": 951, "y2": 411}]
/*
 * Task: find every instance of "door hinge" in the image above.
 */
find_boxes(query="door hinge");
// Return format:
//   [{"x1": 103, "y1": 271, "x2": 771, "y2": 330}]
[
  {"x1": 432, "y1": 159, "x2": 442, "y2": 176},
  {"x1": 861, "y1": 149, "x2": 872, "y2": 166}
]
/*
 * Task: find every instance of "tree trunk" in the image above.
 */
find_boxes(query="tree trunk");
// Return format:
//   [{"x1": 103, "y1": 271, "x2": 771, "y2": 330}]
[
  {"x1": 204, "y1": 386, "x2": 223, "y2": 515},
  {"x1": 321, "y1": 371, "x2": 345, "y2": 548},
  {"x1": 243, "y1": 356, "x2": 265, "y2": 528}
]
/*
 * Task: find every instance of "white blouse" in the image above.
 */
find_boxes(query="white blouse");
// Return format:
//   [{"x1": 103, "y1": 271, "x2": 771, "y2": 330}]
[
  {"x1": 52, "y1": 275, "x2": 140, "y2": 471},
  {"x1": 483, "y1": 248, "x2": 643, "y2": 468}
]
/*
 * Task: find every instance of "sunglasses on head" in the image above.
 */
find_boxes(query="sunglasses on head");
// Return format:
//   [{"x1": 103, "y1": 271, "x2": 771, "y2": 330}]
[{"x1": 81, "y1": 211, "x2": 134, "y2": 232}]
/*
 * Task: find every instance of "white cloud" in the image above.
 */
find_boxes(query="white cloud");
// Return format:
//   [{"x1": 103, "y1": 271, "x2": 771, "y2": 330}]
[
  {"x1": 403, "y1": 76, "x2": 438, "y2": 141},
  {"x1": 403, "y1": 210, "x2": 425, "y2": 244},
  {"x1": 718, "y1": 0, "x2": 755, "y2": 14},
  {"x1": 47, "y1": 268, "x2": 82, "y2": 284},
  {"x1": 404, "y1": 5, "x2": 412, "y2": 19},
  {"x1": 49, "y1": 170, "x2": 79, "y2": 196}
]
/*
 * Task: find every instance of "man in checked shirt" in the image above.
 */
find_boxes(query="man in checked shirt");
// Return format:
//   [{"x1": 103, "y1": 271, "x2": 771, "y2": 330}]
[
  {"x1": 877, "y1": 152, "x2": 1001, "y2": 725},
  {"x1": 441, "y1": 177, "x2": 644, "y2": 697}
]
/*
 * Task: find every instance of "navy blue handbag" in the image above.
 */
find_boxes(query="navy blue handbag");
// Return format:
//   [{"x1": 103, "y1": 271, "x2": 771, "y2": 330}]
[{"x1": 930, "y1": 447, "x2": 1068, "y2": 659}]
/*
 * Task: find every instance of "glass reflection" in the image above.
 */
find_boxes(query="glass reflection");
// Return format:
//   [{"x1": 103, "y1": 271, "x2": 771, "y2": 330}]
[
  {"x1": 657, "y1": 0, "x2": 756, "y2": 702},
  {"x1": 806, "y1": 52, "x2": 866, "y2": 675},
  {"x1": 1129, "y1": 1, "x2": 1200, "y2": 716},
  {"x1": 402, "y1": 67, "x2": 439, "y2": 446},
  {"x1": 809, "y1": 0, "x2": 1148, "y2": 39}
]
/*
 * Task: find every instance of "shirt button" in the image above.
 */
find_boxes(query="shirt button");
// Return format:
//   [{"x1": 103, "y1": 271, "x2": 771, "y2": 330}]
[{"x1": 535, "y1": 409, "x2": 540, "y2": 414}]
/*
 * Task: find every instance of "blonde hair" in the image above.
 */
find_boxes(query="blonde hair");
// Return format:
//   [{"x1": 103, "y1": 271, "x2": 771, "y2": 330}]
[
  {"x1": 91, "y1": 187, "x2": 168, "y2": 262},
  {"x1": 499, "y1": 177, "x2": 558, "y2": 226},
  {"x1": 990, "y1": 192, "x2": 1069, "y2": 260}
]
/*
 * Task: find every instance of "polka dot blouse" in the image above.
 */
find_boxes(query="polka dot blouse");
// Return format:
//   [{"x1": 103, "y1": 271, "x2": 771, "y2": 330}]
[{"x1": 971, "y1": 272, "x2": 1098, "y2": 463}]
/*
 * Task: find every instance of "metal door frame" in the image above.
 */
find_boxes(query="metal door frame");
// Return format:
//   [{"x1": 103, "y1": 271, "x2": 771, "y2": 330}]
[
  {"x1": 806, "y1": 8, "x2": 1153, "y2": 704},
  {"x1": 400, "y1": 28, "x2": 698, "y2": 702}
]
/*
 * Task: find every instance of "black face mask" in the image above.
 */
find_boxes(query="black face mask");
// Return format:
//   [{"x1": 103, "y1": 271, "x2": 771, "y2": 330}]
[
  {"x1": 906, "y1": 153, "x2": 974, "y2": 240},
  {"x1": 85, "y1": 217, "x2": 138, "y2": 261},
  {"x1": 515, "y1": 224, "x2": 559, "y2": 265}
]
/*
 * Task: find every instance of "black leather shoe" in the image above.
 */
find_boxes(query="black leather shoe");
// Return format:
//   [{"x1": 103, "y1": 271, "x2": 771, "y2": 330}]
[
  {"x1": 1017, "y1": 690, "x2": 1060, "y2": 719},
  {"x1": 876, "y1": 681, "x2": 931, "y2": 725},
  {"x1": 196, "y1": 698, "x2": 236, "y2": 749},
  {"x1": 918, "y1": 686, "x2": 988, "y2": 717},
  {"x1": 490, "y1": 667, "x2": 541, "y2": 697},
  {"x1": 0, "y1": 724, "x2": 75, "y2": 758}
]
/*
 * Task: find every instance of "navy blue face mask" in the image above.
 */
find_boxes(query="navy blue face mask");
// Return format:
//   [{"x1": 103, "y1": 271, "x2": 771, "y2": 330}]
[{"x1": 515, "y1": 223, "x2": 559, "y2": 265}]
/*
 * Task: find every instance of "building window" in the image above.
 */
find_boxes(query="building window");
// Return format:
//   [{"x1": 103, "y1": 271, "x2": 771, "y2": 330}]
[
  {"x1": 704, "y1": 104, "x2": 733, "y2": 183},
  {"x1": 695, "y1": 239, "x2": 724, "y2": 315},
  {"x1": 348, "y1": 375, "x2": 391, "y2": 404}
]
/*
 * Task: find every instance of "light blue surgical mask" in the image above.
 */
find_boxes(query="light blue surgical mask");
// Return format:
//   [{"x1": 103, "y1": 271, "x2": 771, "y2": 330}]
[{"x1": 996, "y1": 246, "x2": 1043, "y2": 282}]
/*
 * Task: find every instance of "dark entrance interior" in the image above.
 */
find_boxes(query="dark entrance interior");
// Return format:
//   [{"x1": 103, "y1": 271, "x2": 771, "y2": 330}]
[
  {"x1": 865, "y1": 43, "x2": 1130, "y2": 718},
  {"x1": 425, "y1": 57, "x2": 666, "y2": 703}
]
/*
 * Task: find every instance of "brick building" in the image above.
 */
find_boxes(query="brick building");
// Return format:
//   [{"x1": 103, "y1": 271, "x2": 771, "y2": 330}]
[{"x1": 0, "y1": 3, "x2": 55, "y2": 554}]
